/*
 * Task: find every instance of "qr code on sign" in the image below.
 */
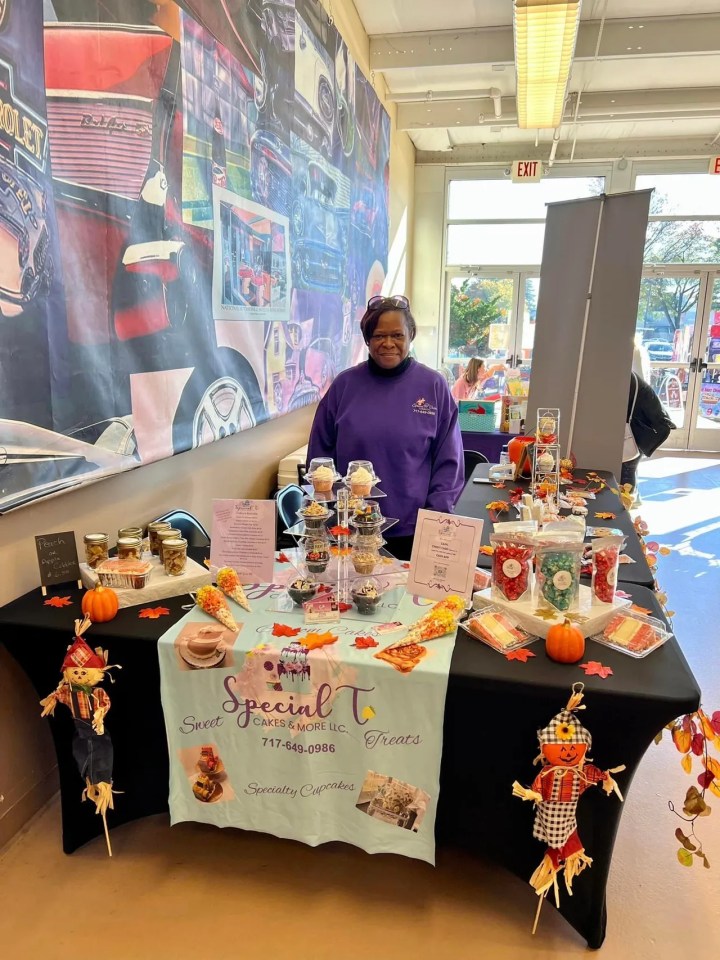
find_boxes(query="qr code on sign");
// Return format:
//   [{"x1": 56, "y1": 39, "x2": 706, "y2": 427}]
[{"x1": 433, "y1": 564, "x2": 447, "y2": 578}]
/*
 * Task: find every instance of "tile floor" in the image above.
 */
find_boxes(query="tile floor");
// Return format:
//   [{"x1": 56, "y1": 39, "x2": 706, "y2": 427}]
[{"x1": 1, "y1": 454, "x2": 719, "y2": 960}]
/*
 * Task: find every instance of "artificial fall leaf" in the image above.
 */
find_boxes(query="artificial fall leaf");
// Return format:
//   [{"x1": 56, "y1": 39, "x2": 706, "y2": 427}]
[
  {"x1": 329, "y1": 525, "x2": 350, "y2": 537},
  {"x1": 361, "y1": 705, "x2": 376, "y2": 720},
  {"x1": 565, "y1": 612, "x2": 589, "y2": 624},
  {"x1": 654, "y1": 730, "x2": 664, "y2": 745},
  {"x1": 402, "y1": 562, "x2": 411, "y2": 569},
  {"x1": 338, "y1": 602, "x2": 352, "y2": 613},
  {"x1": 672, "y1": 721, "x2": 692, "y2": 755},
  {"x1": 615, "y1": 590, "x2": 632, "y2": 599},
  {"x1": 203, "y1": 557, "x2": 210, "y2": 567},
  {"x1": 353, "y1": 636, "x2": 379, "y2": 649},
  {"x1": 579, "y1": 661, "x2": 614, "y2": 679},
  {"x1": 272, "y1": 623, "x2": 302, "y2": 638},
  {"x1": 681, "y1": 752, "x2": 693, "y2": 774},
  {"x1": 698, "y1": 709, "x2": 720, "y2": 746},
  {"x1": 276, "y1": 552, "x2": 290, "y2": 563},
  {"x1": 683, "y1": 786, "x2": 709, "y2": 818},
  {"x1": 533, "y1": 606, "x2": 560, "y2": 622},
  {"x1": 330, "y1": 546, "x2": 351, "y2": 557},
  {"x1": 505, "y1": 648, "x2": 536, "y2": 662},
  {"x1": 659, "y1": 546, "x2": 671, "y2": 556},
  {"x1": 675, "y1": 827, "x2": 697, "y2": 852},
  {"x1": 691, "y1": 732, "x2": 705, "y2": 756},
  {"x1": 706, "y1": 757, "x2": 720, "y2": 799},
  {"x1": 630, "y1": 604, "x2": 653, "y2": 616},
  {"x1": 697, "y1": 769, "x2": 716, "y2": 790},
  {"x1": 712, "y1": 712, "x2": 720, "y2": 735},
  {"x1": 302, "y1": 631, "x2": 338, "y2": 650},
  {"x1": 44, "y1": 596, "x2": 72, "y2": 608},
  {"x1": 486, "y1": 500, "x2": 509, "y2": 513},
  {"x1": 479, "y1": 546, "x2": 494, "y2": 556},
  {"x1": 139, "y1": 606, "x2": 171, "y2": 619},
  {"x1": 492, "y1": 481, "x2": 506, "y2": 489},
  {"x1": 677, "y1": 847, "x2": 694, "y2": 867},
  {"x1": 594, "y1": 512, "x2": 616, "y2": 520}
]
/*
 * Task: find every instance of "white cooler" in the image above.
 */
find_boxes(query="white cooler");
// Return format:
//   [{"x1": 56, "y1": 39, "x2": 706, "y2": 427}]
[{"x1": 277, "y1": 444, "x2": 308, "y2": 489}]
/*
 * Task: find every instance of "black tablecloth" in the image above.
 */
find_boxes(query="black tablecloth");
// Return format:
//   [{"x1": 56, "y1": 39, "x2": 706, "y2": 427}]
[
  {"x1": 456, "y1": 465, "x2": 655, "y2": 588},
  {"x1": 1, "y1": 578, "x2": 699, "y2": 949}
]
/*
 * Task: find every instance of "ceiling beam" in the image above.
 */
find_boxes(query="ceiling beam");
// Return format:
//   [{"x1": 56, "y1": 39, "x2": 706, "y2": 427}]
[
  {"x1": 370, "y1": 15, "x2": 720, "y2": 71},
  {"x1": 415, "y1": 137, "x2": 718, "y2": 164},
  {"x1": 397, "y1": 88, "x2": 720, "y2": 131}
]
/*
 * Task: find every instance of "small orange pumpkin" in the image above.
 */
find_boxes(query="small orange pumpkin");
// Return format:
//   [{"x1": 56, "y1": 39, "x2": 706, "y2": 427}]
[
  {"x1": 81, "y1": 584, "x2": 119, "y2": 623},
  {"x1": 546, "y1": 618, "x2": 585, "y2": 664}
]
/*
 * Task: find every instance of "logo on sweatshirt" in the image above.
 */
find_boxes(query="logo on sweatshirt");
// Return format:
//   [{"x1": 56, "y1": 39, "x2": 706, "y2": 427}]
[{"x1": 412, "y1": 397, "x2": 437, "y2": 416}]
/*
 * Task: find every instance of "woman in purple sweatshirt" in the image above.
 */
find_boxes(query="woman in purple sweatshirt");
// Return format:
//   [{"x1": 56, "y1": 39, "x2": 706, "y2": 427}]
[{"x1": 307, "y1": 295, "x2": 465, "y2": 560}]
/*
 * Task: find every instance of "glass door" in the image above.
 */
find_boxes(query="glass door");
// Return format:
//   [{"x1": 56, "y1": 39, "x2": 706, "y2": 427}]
[
  {"x1": 689, "y1": 273, "x2": 720, "y2": 451},
  {"x1": 635, "y1": 269, "x2": 720, "y2": 452}
]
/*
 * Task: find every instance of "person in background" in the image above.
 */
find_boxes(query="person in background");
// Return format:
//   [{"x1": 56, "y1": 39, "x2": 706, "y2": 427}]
[
  {"x1": 622, "y1": 344, "x2": 674, "y2": 499},
  {"x1": 451, "y1": 357, "x2": 507, "y2": 401},
  {"x1": 307, "y1": 295, "x2": 464, "y2": 560}
]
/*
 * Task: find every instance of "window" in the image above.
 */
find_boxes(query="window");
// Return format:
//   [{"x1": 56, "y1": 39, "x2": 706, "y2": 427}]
[
  {"x1": 446, "y1": 175, "x2": 604, "y2": 267},
  {"x1": 636, "y1": 173, "x2": 720, "y2": 264}
]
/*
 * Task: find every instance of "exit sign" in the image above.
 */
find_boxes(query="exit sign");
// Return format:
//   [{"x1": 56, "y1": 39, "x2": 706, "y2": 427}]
[
  {"x1": 511, "y1": 160, "x2": 542, "y2": 183},
  {"x1": 709, "y1": 157, "x2": 720, "y2": 175}
]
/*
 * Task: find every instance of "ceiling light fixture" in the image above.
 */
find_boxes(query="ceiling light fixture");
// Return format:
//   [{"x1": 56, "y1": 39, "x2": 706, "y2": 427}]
[{"x1": 513, "y1": 0, "x2": 582, "y2": 128}]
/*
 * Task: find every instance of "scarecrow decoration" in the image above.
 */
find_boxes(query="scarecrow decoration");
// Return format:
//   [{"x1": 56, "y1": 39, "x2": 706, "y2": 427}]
[
  {"x1": 40, "y1": 615, "x2": 120, "y2": 856},
  {"x1": 512, "y1": 683, "x2": 625, "y2": 933}
]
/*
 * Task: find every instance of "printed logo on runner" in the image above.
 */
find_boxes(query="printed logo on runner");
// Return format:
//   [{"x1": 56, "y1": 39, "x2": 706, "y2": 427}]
[{"x1": 412, "y1": 397, "x2": 437, "y2": 416}]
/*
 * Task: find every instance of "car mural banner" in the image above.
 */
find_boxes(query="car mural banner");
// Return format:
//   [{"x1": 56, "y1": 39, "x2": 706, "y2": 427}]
[{"x1": 0, "y1": 0, "x2": 389, "y2": 511}]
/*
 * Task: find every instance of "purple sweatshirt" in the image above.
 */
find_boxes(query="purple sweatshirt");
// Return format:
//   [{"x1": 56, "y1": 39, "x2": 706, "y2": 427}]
[{"x1": 307, "y1": 359, "x2": 465, "y2": 536}]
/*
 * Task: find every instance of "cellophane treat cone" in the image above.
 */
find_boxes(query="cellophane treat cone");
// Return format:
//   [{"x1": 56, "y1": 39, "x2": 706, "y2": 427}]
[
  {"x1": 216, "y1": 567, "x2": 251, "y2": 612},
  {"x1": 196, "y1": 585, "x2": 238, "y2": 631}
]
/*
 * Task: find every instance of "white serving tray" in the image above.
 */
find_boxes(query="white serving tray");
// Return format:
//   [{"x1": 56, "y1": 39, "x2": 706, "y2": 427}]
[
  {"x1": 472, "y1": 584, "x2": 631, "y2": 639},
  {"x1": 80, "y1": 555, "x2": 211, "y2": 609}
]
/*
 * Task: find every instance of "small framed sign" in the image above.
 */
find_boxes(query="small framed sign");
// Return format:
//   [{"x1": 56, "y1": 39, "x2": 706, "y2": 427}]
[
  {"x1": 35, "y1": 531, "x2": 81, "y2": 594},
  {"x1": 303, "y1": 595, "x2": 340, "y2": 625}
]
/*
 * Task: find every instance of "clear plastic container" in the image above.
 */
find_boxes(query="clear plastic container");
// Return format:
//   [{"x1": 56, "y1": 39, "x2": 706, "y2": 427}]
[
  {"x1": 350, "y1": 500, "x2": 384, "y2": 534},
  {"x1": 344, "y1": 459, "x2": 379, "y2": 497},
  {"x1": 296, "y1": 498, "x2": 334, "y2": 530},
  {"x1": 462, "y1": 605, "x2": 537, "y2": 653},
  {"x1": 162, "y1": 537, "x2": 188, "y2": 576},
  {"x1": 535, "y1": 541, "x2": 584, "y2": 612},
  {"x1": 351, "y1": 576, "x2": 382, "y2": 615},
  {"x1": 591, "y1": 535, "x2": 625, "y2": 604},
  {"x1": 83, "y1": 532, "x2": 109, "y2": 569},
  {"x1": 304, "y1": 538, "x2": 330, "y2": 573},
  {"x1": 592, "y1": 609, "x2": 671, "y2": 658},
  {"x1": 490, "y1": 533, "x2": 534, "y2": 603},
  {"x1": 148, "y1": 521, "x2": 171, "y2": 556},
  {"x1": 308, "y1": 457, "x2": 337, "y2": 494},
  {"x1": 351, "y1": 544, "x2": 380, "y2": 575},
  {"x1": 96, "y1": 558, "x2": 152, "y2": 590},
  {"x1": 117, "y1": 536, "x2": 142, "y2": 561},
  {"x1": 287, "y1": 578, "x2": 316, "y2": 607}
]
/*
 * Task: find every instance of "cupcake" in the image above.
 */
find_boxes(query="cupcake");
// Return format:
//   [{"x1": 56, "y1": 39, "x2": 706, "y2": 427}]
[
  {"x1": 305, "y1": 543, "x2": 330, "y2": 573},
  {"x1": 299, "y1": 499, "x2": 332, "y2": 530},
  {"x1": 349, "y1": 466, "x2": 374, "y2": 497},
  {"x1": 352, "y1": 548, "x2": 378, "y2": 575},
  {"x1": 537, "y1": 450, "x2": 554, "y2": 474},
  {"x1": 311, "y1": 465, "x2": 335, "y2": 494},
  {"x1": 288, "y1": 578, "x2": 316, "y2": 606},
  {"x1": 352, "y1": 500, "x2": 383, "y2": 531},
  {"x1": 351, "y1": 578, "x2": 381, "y2": 615}
]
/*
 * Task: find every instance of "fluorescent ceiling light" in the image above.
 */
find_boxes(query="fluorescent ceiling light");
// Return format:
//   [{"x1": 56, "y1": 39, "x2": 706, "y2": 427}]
[{"x1": 514, "y1": 0, "x2": 581, "y2": 129}]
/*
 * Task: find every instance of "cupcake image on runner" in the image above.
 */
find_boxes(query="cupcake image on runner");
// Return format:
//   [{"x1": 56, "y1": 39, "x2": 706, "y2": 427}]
[
  {"x1": 178, "y1": 743, "x2": 234, "y2": 804},
  {"x1": 356, "y1": 771, "x2": 430, "y2": 832},
  {"x1": 216, "y1": 567, "x2": 252, "y2": 612}
]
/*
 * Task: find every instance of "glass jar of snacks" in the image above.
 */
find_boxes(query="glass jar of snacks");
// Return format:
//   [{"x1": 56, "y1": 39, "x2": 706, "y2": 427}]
[
  {"x1": 163, "y1": 537, "x2": 188, "y2": 576},
  {"x1": 147, "y1": 521, "x2": 171, "y2": 556},
  {"x1": 118, "y1": 526, "x2": 143, "y2": 540},
  {"x1": 83, "y1": 532, "x2": 109, "y2": 569},
  {"x1": 117, "y1": 536, "x2": 143, "y2": 561},
  {"x1": 157, "y1": 527, "x2": 181, "y2": 562}
]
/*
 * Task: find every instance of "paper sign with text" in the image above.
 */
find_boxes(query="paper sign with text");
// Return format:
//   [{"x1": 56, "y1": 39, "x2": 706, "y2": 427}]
[
  {"x1": 210, "y1": 500, "x2": 276, "y2": 583},
  {"x1": 35, "y1": 531, "x2": 80, "y2": 588},
  {"x1": 406, "y1": 510, "x2": 484, "y2": 602}
]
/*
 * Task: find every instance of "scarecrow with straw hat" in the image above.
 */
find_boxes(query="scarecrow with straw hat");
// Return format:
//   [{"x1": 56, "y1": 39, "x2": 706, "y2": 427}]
[
  {"x1": 512, "y1": 683, "x2": 625, "y2": 932},
  {"x1": 40, "y1": 616, "x2": 120, "y2": 855}
]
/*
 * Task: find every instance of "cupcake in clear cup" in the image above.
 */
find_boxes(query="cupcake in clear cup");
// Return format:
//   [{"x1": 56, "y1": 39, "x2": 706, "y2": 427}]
[
  {"x1": 351, "y1": 544, "x2": 379, "y2": 575},
  {"x1": 304, "y1": 538, "x2": 330, "y2": 574},
  {"x1": 287, "y1": 577, "x2": 317, "y2": 607},
  {"x1": 351, "y1": 500, "x2": 384, "y2": 535},
  {"x1": 351, "y1": 577, "x2": 382, "y2": 615},
  {"x1": 345, "y1": 460, "x2": 378, "y2": 497},
  {"x1": 297, "y1": 498, "x2": 333, "y2": 532},
  {"x1": 308, "y1": 458, "x2": 337, "y2": 495}
]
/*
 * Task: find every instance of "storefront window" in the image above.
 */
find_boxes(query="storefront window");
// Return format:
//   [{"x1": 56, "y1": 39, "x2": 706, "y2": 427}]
[{"x1": 637, "y1": 173, "x2": 720, "y2": 264}]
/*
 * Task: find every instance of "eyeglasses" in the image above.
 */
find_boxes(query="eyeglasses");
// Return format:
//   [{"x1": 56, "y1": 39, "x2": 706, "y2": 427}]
[
  {"x1": 369, "y1": 332, "x2": 407, "y2": 344},
  {"x1": 367, "y1": 295, "x2": 410, "y2": 310}
]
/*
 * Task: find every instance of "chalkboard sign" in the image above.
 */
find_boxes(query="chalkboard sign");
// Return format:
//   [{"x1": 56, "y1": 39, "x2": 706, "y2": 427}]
[{"x1": 35, "y1": 531, "x2": 81, "y2": 592}]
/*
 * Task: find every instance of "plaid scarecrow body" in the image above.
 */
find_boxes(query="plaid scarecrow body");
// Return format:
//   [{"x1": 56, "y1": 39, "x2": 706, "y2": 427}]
[{"x1": 531, "y1": 763, "x2": 608, "y2": 849}]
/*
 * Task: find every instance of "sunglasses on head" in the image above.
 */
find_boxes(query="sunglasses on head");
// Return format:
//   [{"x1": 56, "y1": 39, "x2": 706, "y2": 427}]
[{"x1": 367, "y1": 295, "x2": 410, "y2": 310}]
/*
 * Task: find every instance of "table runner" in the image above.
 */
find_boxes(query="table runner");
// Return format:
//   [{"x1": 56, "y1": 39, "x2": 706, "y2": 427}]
[{"x1": 157, "y1": 587, "x2": 456, "y2": 864}]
